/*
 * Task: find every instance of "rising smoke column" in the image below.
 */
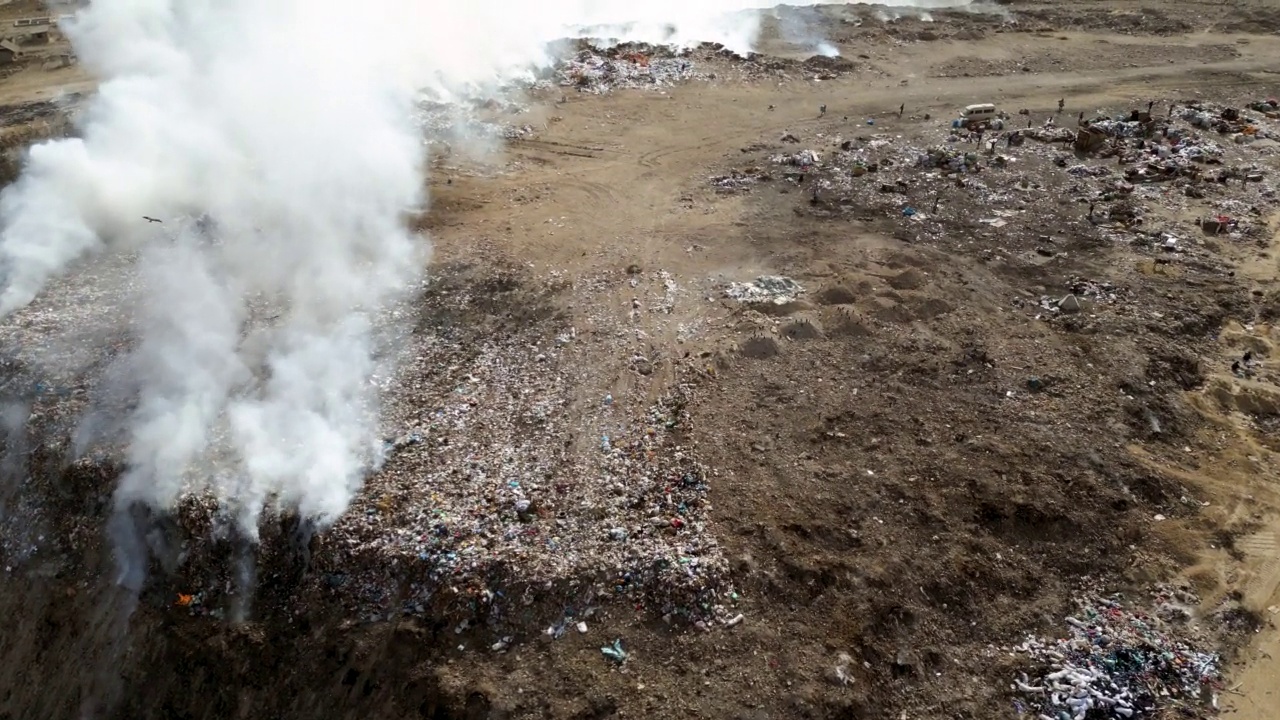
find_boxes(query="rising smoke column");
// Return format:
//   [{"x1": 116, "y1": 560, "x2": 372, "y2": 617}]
[
  {"x1": 0, "y1": 0, "x2": 963, "y2": 578},
  {"x1": 0, "y1": 0, "x2": 428, "y2": 556}
]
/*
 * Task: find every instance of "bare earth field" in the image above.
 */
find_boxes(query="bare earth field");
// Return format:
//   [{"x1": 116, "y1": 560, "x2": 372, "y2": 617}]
[{"x1": 3, "y1": 1, "x2": 1280, "y2": 719}]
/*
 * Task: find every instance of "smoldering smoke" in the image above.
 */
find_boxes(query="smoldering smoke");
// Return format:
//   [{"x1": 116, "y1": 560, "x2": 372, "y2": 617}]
[
  {"x1": 0, "y1": 0, "x2": 428, "y2": 588},
  {"x1": 0, "y1": 0, "x2": 970, "y2": 597}
]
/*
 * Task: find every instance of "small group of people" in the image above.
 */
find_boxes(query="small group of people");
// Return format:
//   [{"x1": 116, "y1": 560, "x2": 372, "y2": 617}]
[
  {"x1": 1232, "y1": 351, "x2": 1259, "y2": 377},
  {"x1": 815, "y1": 103, "x2": 906, "y2": 119}
]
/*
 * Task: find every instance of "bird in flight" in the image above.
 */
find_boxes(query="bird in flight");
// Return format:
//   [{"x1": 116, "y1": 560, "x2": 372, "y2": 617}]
[{"x1": 143, "y1": 216, "x2": 162, "y2": 223}]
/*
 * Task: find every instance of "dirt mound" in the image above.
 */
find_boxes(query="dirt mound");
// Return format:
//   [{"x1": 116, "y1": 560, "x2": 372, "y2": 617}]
[{"x1": 802, "y1": 55, "x2": 858, "y2": 74}]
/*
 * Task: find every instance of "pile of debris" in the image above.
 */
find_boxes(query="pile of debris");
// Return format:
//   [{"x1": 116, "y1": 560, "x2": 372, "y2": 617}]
[
  {"x1": 719, "y1": 94, "x2": 1280, "y2": 264},
  {"x1": 918, "y1": 145, "x2": 980, "y2": 172},
  {"x1": 413, "y1": 99, "x2": 535, "y2": 147},
  {"x1": 556, "y1": 49, "x2": 701, "y2": 94},
  {"x1": 726, "y1": 276, "x2": 804, "y2": 305},
  {"x1": 1065, "y1": 276, "x2": 1129, "y2": 304},
  {"x1": 709, "y1": 168, "x2": 768, "y2": 193},
  {"x1": 770, "y1": 149, "x2": 821, "y2": 168},
  {"x1": 1011, "y1": 595, "x2": 1222, "y2": 719}
]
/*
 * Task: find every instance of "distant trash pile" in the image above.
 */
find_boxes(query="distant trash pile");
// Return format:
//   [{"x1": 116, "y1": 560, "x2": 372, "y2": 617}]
[
  {"x1": 918, "y1": 145, "x2": 980, "y2": 172},
  {"x1": 1011, "y1": 596, "x2": 1222, "y2": 719},
  {"x1": 557, "y1": 49, "x2": 699, "y2": 94},
  {"x1": 726, "y1": 276, "x2": 804, "y2": 304}
]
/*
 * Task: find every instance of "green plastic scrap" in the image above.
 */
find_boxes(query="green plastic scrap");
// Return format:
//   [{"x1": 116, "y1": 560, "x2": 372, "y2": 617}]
[{"x1": 601, "y1": 639, "x2": 628, "y2": 663}]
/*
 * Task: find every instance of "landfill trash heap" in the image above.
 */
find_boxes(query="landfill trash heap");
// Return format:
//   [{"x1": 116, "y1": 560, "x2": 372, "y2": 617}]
[
  {"x1": 725, "y1": 275, "x2": 804, "y2": 305},
  {"x1": 555, "y1": 47, "x2": 701, "y2": 94},
  {"x1": 1010, "y1": 595, "x2": 1222, "y2": 720}
]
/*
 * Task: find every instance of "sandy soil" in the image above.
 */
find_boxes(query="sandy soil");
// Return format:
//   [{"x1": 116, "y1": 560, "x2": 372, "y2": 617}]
[{"x1": 2, "y1": 2, "x2": 1280, "y2": 719}]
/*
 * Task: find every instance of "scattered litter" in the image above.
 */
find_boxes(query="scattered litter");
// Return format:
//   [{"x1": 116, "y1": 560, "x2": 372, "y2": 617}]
[
  {"x1": 726, "y1": 276, "x2": 804, "y2": 304},
  {"x1": 557, "y1": 47, "x2": 701, "y2": 94},
  {"x1": 833, "y1": 652, "x2": 854, "y2": 686},
  {"x1": 1012, "y1": 595, "x2": 1221, "y2": 719},
  {"x1": 771, "y1": 149, "x2": 821, "y2": 167},
  {"x1": 601, "y1": 639, "x2": 629, "y2": 663}
]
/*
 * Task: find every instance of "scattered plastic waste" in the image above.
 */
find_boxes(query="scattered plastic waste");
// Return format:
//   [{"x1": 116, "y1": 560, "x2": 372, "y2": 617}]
[
  {"x1": 555, "y1": 48, "x2": 701, "y2": 95},
  {"x1": 771, "y1": 149, "x2": 821, "y2": 167},
  {"x1": 725, "y1": 276, "x2": 804, "y2": 305},
  {"x1": 1012, "y1": 595, "x2": 1221, "y2": 719},
  {"x1": 601, "y1": 639, "x2": 628, "y2": 663}
]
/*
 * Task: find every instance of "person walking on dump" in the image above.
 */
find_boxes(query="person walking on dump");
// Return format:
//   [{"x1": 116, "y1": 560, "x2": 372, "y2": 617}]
[
  {"x1": 899, "y1": 103, "x2": 904, "y2": 117},
  {"x1": 819, "y1": 104, "x2": 827, "y2": 117},
  {"x1": 1058, "y1": 98, "x2": 1064, "y2": 112}
]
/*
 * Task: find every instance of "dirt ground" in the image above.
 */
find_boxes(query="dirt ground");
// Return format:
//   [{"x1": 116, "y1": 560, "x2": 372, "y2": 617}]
[{"x1": 3, "y1": 1, "x2": 1280, "y2": 719}]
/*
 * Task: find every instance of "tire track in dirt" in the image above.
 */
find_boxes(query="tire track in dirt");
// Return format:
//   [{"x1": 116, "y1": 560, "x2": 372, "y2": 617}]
[
  {"x1": 509, "y1": 138, "x2": 608, "y2": 159},
  {"x1": 553, "y1": 176, "x2": 616, "y2": 206},
  {"x1": 506, "y1": 140, "x2": 621, "y2": 208},
  {"x1": 1237, "y1": 531, "x2": 1280, "y2": 606}
]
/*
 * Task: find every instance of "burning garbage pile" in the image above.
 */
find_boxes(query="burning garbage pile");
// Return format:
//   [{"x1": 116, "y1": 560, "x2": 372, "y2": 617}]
[
  {"x1": 263, "y1": 271, "x2": 739, "y2": 634},
  {"x1": 414, "y1": 98, "x2": 537, "y2": 152},
  {"x1": 1011, "y1": 595, "x2": 1223, "y2": 720},
  {"x1": 556, "y1": 48, "x2": 702, "y2": 94}
]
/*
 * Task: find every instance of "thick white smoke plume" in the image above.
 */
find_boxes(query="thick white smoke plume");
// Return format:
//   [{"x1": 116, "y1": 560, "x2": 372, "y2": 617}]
[
  {"x1": 1, "y1": 0, "x2": 429, "y2": 547},
  {"x1": 0, "y1": 0, "x2": 968, "y2": 569}
]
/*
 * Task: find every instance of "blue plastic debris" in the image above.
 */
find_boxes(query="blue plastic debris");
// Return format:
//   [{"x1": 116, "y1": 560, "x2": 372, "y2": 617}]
[{"x1": 601, "y1": 639, "x2": 628, "y2": 663}]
